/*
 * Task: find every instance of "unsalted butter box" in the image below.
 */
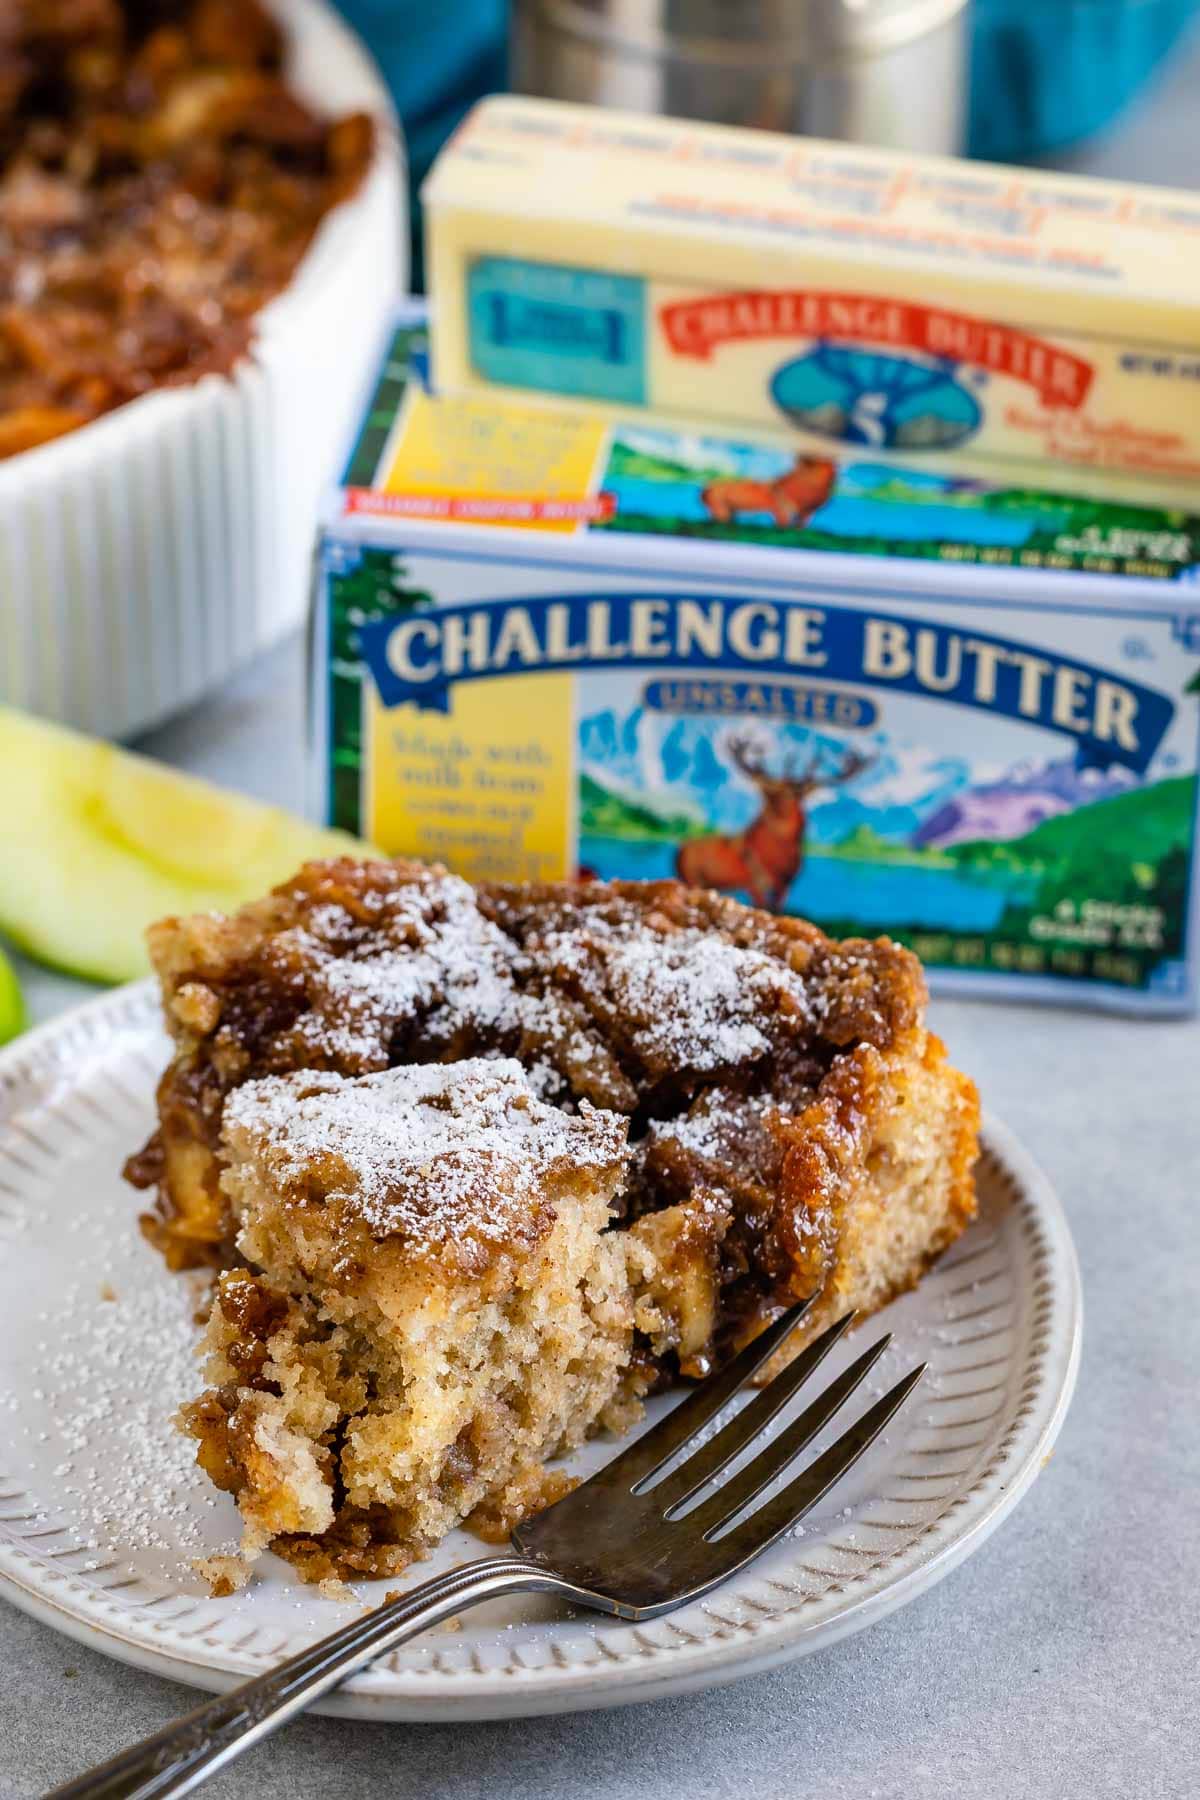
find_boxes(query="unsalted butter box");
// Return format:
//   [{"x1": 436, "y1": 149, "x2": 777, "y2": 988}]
[{"x1": 313, "y1": 304, "x2": 1200, "y2": 1013}]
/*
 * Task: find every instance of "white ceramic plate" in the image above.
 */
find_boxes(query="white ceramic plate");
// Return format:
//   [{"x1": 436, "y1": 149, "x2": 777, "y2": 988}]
[{"x1": 0, "y1": 984, "x2": 1081, "y2": 1720}]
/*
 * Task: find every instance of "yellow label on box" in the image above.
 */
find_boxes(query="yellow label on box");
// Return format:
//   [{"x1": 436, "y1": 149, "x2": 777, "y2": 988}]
[
  {"x1": 364, "y1": 670, "x2": 574, "y2": 882},
  {"x1": 369, "y1": 387, "x2": 610, "y2": 532}
]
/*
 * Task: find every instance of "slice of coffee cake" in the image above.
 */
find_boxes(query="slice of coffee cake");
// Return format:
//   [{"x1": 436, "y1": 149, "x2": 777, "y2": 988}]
[
  {"x1": 183, "y1": 1059, "x2": 646, "y2": 1584},
  {"x1": 128, "y1": 859, "x2": 979, "y2": 1581},
  {"x1": 127, "y1": 859, "x2": 522, "y2": 1270}
]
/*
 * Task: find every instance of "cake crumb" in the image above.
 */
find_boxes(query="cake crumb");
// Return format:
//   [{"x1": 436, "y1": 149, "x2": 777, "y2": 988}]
[
  {"x1": 195, "y1": 1553, "x2": 251, "y2": 1597},
  {"x1": 318, "y1": 1576, "x2": 355, "y2": 1602},
  {"x1": 467, "y1": 1467, "x2": 580, "y2": 1545},
  {"x1": 223, "y1": 1059, "x2": 627, "y2": 1269}
]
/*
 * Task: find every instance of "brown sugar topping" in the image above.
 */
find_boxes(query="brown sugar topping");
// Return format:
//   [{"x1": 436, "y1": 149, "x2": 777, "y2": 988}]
[
  {"x1": 531, "y1": 920, "x2": 803, "y2": 1067},
  {"x1": 272, "y1": 873, "x2": 523, "y2": 1070},
  {"x1": 222, "y1": 1058, "x2": 629, "y2": 1269},
  {"x1": 479, "y1": 876, "x2": 922, "y2": 1113},
  {"x1": 129, "y1": 858, "x2": 929, "y2": 1295}
]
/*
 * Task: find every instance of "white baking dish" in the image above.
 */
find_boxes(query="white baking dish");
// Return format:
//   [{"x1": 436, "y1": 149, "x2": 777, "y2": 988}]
[{"x1": 0, "y1": 0, "x2": 406, "y2": 740}]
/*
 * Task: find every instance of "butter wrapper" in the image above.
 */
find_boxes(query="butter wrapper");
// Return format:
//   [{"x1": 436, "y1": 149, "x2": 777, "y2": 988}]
[
  {"x1": 313, "y1": 305, "x2": 1200, "y2": 1013},
  {"x1": 425, "y1": 97, "x2": 1200, "y2": 510}
]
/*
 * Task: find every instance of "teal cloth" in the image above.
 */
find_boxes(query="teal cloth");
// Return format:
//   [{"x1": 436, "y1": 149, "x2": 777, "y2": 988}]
[
  {"x1": 333, "y1": 0, "x2": 506, "y2": 286},
  {"x1": 969, "y1": 0, "x2": 1198, "y2": 159}
]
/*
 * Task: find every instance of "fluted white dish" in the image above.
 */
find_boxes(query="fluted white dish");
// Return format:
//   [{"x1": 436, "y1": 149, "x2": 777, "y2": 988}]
[{"x1": 0, "y1": 0, "x2": 406, "y2": 740}]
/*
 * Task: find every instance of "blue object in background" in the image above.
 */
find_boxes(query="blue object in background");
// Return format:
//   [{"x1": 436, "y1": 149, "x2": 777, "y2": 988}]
[
  {"x1": 333, "y1": 0, "x2": 506, "y2": 286},
  {"x1": 969, "y1": 0, "x2": 1199, "y2": 159}
]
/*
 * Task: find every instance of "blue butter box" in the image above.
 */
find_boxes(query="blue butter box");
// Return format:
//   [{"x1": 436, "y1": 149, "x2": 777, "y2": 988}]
[{"x1": 314, "y1": 305, "x2": 1200, "y2": 1013}]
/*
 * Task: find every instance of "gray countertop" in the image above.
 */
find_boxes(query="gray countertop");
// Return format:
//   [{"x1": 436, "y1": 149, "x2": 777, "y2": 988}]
[
  {"x1": 7, "y1": 637, "x2": 1199, "y2": 1800},
  {"x1": 5, "y1": 34, "x2": 1200, "y2": 1797}
]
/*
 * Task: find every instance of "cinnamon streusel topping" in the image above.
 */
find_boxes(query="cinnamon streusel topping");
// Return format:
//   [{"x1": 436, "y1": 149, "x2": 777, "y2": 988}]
[{"x1": 222, "y1": 1059, "x2": 629, "y2": 1278}]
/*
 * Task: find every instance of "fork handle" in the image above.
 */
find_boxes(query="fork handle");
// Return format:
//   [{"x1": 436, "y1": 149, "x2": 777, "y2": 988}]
[{"x1": 47, "y1": 1556, "x2": 580, "y2": 1800}]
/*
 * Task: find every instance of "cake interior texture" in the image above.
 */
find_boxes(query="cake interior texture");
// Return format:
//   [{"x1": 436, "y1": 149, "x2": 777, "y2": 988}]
[
  {"x1": 126, "y1": 860, "x2": 979, "y2": 1584},
  {"x1": 186, "y1": 1059, "x2": 647, "y2": 1584}
]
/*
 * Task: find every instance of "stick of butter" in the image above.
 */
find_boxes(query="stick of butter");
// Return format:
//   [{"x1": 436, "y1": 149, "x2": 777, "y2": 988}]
[{"x1": 424, "y1": 97, "x2": 1200, "y2": 506}]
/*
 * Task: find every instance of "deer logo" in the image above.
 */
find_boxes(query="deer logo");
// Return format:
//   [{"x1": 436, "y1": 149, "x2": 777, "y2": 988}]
[
  {"x1": 700, "y1": 455, "x2": 837, "y2": 529},
  {"x1": 675, "y1": 738, "x2": 874, "y2": 910}
]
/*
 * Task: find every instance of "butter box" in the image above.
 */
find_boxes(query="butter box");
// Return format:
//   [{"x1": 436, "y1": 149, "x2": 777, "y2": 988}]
[
  {"x1": 314, "y1": 305, "x2": 1200, "y2": 1013},
  {"x1": 424, "y1": 97, "x2": 1200, "y2": 508}
]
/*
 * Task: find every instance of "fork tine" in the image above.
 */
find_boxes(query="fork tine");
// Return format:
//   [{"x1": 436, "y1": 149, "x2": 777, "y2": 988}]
[
  {"x1": 683, "y1": 1335, "x2": 895, "y2": 1535},
  {"x1": 704, "y1": 1365, "x2": 927, "y2": 1567},
  {"x1": 593, "y1": 1298, "x2": 815, "y2": 1493},
  {"x1": 653, "y1": 1312, "x2": 858, "y2": 1512}
]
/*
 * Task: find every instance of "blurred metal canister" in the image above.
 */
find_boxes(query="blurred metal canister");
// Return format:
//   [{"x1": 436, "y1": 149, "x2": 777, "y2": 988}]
[{"x1": 510, "y1": 0, "x2": 968, "y2": 155}]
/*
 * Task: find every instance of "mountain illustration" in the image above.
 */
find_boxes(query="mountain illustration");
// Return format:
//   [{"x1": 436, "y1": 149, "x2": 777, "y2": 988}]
[
  {"x1": 579, "y1": 707, "x2": 964, "y2": 844},
  {"x1": 913, "y1": 757, "x2": 1137, "y2": 850},
  {"x1": 947, "y1": 772, "x2": 1192, "y2": 872},
  {"x1": 579, "y1": 706, "x2": 736, "y2": 818}
]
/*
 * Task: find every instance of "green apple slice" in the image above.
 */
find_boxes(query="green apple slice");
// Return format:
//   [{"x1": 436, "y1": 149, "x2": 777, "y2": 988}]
[
  {"x1": 0, "y1": 943, "x2": 25, "y2": 1045},
  {"x1": 0, "y1": 706, "x2": 382, "y2": 985}
]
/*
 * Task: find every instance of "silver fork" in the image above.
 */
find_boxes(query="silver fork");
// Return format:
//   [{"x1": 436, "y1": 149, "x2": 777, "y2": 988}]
[{"x1": 49, "y1": 1301, "x2": 924, "y2": 1800}]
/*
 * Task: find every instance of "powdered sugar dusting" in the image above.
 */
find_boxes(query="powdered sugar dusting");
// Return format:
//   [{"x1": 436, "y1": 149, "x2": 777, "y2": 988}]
[
  {"x1": 657, "y1": 1088, "x2": 779, "y2": 1160},
  {"x1": 283, "y1": 871, "x2": 521, "y2": 1066},
  {"x1": 604, "y1": 930, "x2": 772, "y2": 1064},
  {"x1": 538, "y1": 919, "x2": 811, "y2": 1072},
  {"x1": 20, "y1": 1275, "x2": 235, "y2": 1561},
  {"x1": 223, "y1": 1059, "x2": 628, "y2": 1258},
  {"x1": 202, "y1": 865, "x2": 844, "y2": 1099}
]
